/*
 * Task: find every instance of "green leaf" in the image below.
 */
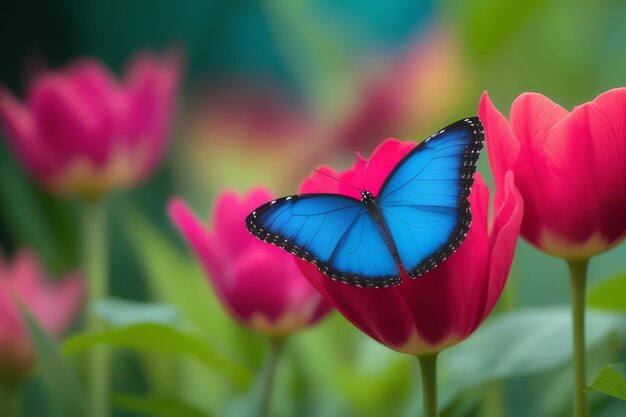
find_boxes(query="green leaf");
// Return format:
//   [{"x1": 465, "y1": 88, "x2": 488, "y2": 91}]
[
  {"x1": 125, "y1": 211, "x2": 264, "y2": 369},
  {"x1": 0, "y1": 143, "x2": 76, "y2": 273},
  {"x1": 588, "y1": 273, "x2": 626, "y2": 312},
  {"x1": 445, "y1": 0, "x2": 554, "y2": 59},
  {"x1": 62, "y1": 323, "x2": 252, "y2": 388},
  {"x1": 21, "y1": 305, "x2": 86, "y2": 417},
  {"x1": 436, "y1": 307, "x2": 622, "y2": 409},
  {"x1": 587, "y1": 363, "x2": 626, "y2": 400},
  {"x1": 112, "y1": 393, "x2": 210, "y2": 417},
  {"x1": 124, "y1": 210, "x2": 224, "y2": 335},
  {"x1": 94, "y1": 298, "x2": 180, "y2": 326}
]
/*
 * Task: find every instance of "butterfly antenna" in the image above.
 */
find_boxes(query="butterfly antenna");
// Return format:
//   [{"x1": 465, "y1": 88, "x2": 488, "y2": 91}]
[
  {"x1": 362, "y1": 158, "x2": 372, "y2": 190},
  {"x1": 313, "y1": 169, "x2": 362, "y2": 192}
]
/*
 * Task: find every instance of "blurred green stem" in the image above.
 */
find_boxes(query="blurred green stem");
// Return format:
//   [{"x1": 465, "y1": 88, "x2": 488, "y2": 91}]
[
  {"x1": 480, "y1": 265, "x2": 517, "y2": 417},
  {"x1": 480, "y1": 381, "x2": 506, "y2": 417},
  {"x1": 259, "y1": 339, "x2": 284, "y2": 417},
  {"x1": 0, "y1": 383, "x2": 21, "y2": 417},
  {"x1": 418, "y1": 353, "x2": 439, "y2": 417},
  {"x1": 568, "y1": 258, "x2": 589, "y2": 417},
  {"x1": 83, "y1": 199, "x2": 109, "y2": 417}
]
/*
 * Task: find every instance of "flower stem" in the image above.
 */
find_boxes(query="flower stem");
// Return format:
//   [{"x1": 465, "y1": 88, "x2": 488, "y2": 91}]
[
  {"x1": 417, "y1": 353, "x2": 439, "y2": 417},
  {"x1": 259, "y1": 339, "x2": 284, "y2": 417},
  {"x1": 0, "y1": 383, "x2": 21, "y2": 417},
  {"x1": 83, "y1": 199, "x2": 109, "y2": 417},
  {"x1": 567, "y1": 258, "x2": 589, "y2": 417}
]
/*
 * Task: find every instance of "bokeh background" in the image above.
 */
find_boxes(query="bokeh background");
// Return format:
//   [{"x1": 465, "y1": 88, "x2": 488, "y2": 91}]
[{"x1": 1, "y1": 0, "x2": 626, "y2": 416}]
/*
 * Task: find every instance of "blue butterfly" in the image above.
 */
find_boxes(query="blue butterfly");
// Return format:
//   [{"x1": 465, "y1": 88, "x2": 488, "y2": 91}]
[{"x1": 246, "y1": 117, "x2": 484, "y2": 288}]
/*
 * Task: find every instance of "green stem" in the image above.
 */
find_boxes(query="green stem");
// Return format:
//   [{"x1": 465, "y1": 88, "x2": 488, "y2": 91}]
[
  {"x1": 0, "y1": 383, "x2": 21, "y2": 417},
  {"x1": 417, "y1": 353, "x2": 439, "y2": 417},
  {"x1": 568, "y1": 258, "x2": 589, "y2": 417},
  {"x1": 83, "y1": 199, "x2": 109, "y2": 417},
  {"x1": 259, "y1": 339, "x2": 284, "y2": 417}
]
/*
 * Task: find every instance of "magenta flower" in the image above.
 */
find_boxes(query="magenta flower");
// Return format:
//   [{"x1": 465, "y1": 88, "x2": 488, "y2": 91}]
[
  {"x1": 168, "y1": 189, "x2": 331, "y2": 339},
  {"x1": 182, "y1": 79, "x2": 318, "y2": 193},
  {"x1": 0, "y1": 52, "x2": 179, "y2": 199},
  {"x1": 480, "y1": 88, "x2": 626, "y2": 259},
  {"x1": 0, "y1": 251, "x2": 83, "y2": 383},
  {"x1": 480, "y1": 89, "x2": 626, "y2": 416},
  {"x1": 295, "y1": 139, "x2": 523, "y2": 355}
]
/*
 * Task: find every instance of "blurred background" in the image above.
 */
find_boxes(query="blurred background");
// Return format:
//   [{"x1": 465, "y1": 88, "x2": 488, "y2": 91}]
[{"x1": 1, "y1": 0, "x2": 625, "y2": 416}]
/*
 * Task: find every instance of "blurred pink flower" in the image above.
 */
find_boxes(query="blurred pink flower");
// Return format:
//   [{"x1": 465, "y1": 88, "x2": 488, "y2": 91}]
[
  {"x1": 334, "y1": 25, "x2": 468, "y2": 152},
  {"x1": 168, "y1": 189, "x2": 331, "y2": 339},
  {"x1": 480, "y1": 88, "x2": 626, "y2": 259},
  {"x1": 0, "y1": 251, "x2": 83, "y2": 383},
  {"x1": 182, "y1": 79, "x2": 319, "y2": 193},
  {"x1": 296, "y1": 139, "x2": 523, "y2": 355},
  {"x1": 0, "y1": 51, "x2": 180, "y2": 199}
]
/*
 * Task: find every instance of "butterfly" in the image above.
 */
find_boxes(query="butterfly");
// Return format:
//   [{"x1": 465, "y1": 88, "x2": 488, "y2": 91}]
[{"x1": 245, "y1": 117, "x2": 484, "y2": 288}]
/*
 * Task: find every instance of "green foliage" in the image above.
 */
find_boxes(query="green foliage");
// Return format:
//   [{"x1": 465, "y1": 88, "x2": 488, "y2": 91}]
[
  {"x1": 125, "y1": 211, "x2": 266, "y2": 368},
  {"x1": 587, "y1": 363, "x2": 626, "y2": 401},
  {"x1": 94, "y1": 298, "x2": 180, "y2": 326},
  {"x1": 63, "y1": 323, "x2": 252, "y2": 388},
  {"x1": 3, "y1": 1, "x2": 626, "y2": 416},
  {"x1": 21, "y1": 305, "x2": 86, "y2": 417},
  {"x1": 0, "y1": 145, "x2": 77, "y2": 273},
  {"x1": 588, "y1": 273, "x2": 626, "y2": 312},
  {"x1": 112, "y1": 394, "x2": 210, "y2": 417}
]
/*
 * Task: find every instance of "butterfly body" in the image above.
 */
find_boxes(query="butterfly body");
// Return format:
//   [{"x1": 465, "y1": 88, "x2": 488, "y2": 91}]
[
  {"x1": 359, "y1": 190, "x2": 403, "y2": 272},
  {"x1": 246, "y1": 117, "x2": 484, "y2": 288}
]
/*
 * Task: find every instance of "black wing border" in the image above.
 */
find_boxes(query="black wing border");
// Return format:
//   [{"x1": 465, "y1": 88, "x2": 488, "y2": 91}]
[{"x1": 376, "y1": 117, "x2": 485, "y2": 279}]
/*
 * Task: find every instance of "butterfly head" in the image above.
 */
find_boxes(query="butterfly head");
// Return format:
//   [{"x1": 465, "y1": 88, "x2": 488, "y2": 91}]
[{"x1": 360, "y1": 190, "x2": 375, "y2": 203}]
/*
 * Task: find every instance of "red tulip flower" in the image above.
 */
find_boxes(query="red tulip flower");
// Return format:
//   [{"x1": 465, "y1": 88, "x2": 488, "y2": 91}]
[
  {"x1": 168, "y1": 189, "x2": 331, "y2": 339},
  {"x1": 0, "y1": 251, "x2": 83, "y2": 384},
  {"x1": 479, "y1": 88, "x2": 626, "y2": 417},
  {"x1": 479, "y1": 88, "x2": 626, "y2": 259},
  {"x1": 296, "y1": 139, "x2": 523, "y2": 355},
  {"x1": 0, "y1": 52, "x2": 179, "y2": 199}
]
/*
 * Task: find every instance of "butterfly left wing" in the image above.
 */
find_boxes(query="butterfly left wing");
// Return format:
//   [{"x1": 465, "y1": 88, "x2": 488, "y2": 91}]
[
  {"x1": 377, "y1": 117, "x2": 484, "y2": 278},
  {"x1": 246, "y1": 194, "x2": 400, "y2": 287}
]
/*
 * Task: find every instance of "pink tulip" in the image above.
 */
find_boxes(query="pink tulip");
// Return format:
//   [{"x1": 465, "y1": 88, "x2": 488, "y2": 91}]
[
  {"x1": 168, "y1": 189, "x2": 331, "y2": 339},
  {"x1": 295, "y1": 139, "x2": 523, "y2": 355},
  {"x1": 480, "y1": 88, "x2": 626, "y2": 259},
  {"x1": 0, "y1": 52, "x2": 179, "y2": 199},
  {"x1": 0, "y1": 251, "x2": 83, "y2": 383}
]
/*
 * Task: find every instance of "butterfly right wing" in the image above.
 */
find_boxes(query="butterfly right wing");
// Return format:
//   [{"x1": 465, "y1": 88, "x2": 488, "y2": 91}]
[{"x1": 246, "y1": 194, "x2": 400, "y2": 287}]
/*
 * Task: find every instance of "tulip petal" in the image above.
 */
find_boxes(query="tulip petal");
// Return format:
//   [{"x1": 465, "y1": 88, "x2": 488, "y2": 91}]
[
  {"x1": 484, "y1": 171, "x2": 523, "y2": 318},
  {"x1": 542, "y1": 88, "x2": 626, "y2": 248},
  {"x1": 123, "y1": 52, "x2": 179, "y2": 175},
  {"x1": 170, "y1": 191, "x2": 331, "y2": 337},
  {"x1": 228, "y1": 249, "x2": 293, "y2": 322},
  {"x1": 29, "y1": 73, "x2": 114, "y2": 167},
  {"x1": 480, "y1": 91, "x2": 520, "y2": 192},
  {"x1": 480, "y1": 92, "x2": 546, "y2": 246},
  {"x1": 213, "y1": 187, "x2": 274, "y2": 259},
  {"x1": 64, "y1": 60, "x2": 121, "y2": 163},
  {"x1": 509, "y1": 92, "x2": 568, "y2": 158},
  {"x1": 0, "y1": 88, "x2": 55, "y2": 177},
  {"x1": 399, "y1": 176, "x2": 490, "y2": 345},
  {"x1": 7, "y1": 251, "x2": 83, "y2": 336},
  {"x1": 298, "y1": 259, "x2": 416, "y2": 350},
  {"x1": 167, "y1": 198, "x2": 227, "y2": 290}
]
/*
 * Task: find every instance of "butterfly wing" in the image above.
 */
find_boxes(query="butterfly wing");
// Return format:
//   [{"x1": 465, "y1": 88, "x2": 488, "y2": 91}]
[
  {"x1": 246, "y1": 194, "x2": 400, "y2": 287},
  {"x1": 377, "y1": 117, "x2": 484, "y2": 278}
]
